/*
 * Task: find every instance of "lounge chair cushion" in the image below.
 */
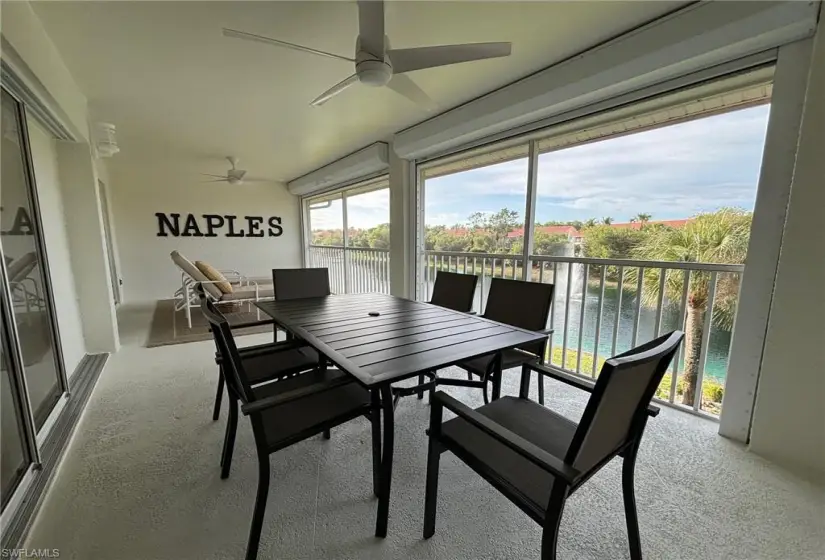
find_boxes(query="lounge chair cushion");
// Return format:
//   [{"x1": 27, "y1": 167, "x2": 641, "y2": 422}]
[
  {"x1": 220, "y1": 286, "x2": 275, "y2": 301},
  {"x1": 195, "y1": 260, "x2": 233, "y2": 294},
  {"x1": 170, "y1": 250, "x2": 222, "y2": 299}
]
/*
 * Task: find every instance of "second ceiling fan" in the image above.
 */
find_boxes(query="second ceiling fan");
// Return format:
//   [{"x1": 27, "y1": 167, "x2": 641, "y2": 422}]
[{"x1": 223, "y1": 0, "x2": 511, "y2": 110}]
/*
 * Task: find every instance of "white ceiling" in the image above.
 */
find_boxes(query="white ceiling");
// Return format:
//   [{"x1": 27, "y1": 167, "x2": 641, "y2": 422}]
[{"x1": 30, "y1": 1, "x2": 685, "y2": 181}]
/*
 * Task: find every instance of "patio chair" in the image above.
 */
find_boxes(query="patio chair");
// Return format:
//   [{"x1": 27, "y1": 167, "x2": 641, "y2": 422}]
[
  {"x1": 423, "y1": 331, "x2": 684, "y2": 560},
  {"x1": 406, "y1": 271, "x2": 480, "y2": 402},
  {"x1": 428, "y1": 270, "x2": 479, "y2": 313},
  {"x1": 171, "y1": 250, "x2": 274, "y2": 328},
  {"x1": 272, "y1": 267, "x2": 331, "y2": 300},
  {"x1": 201, "y1": 293, "x2": 380, "y2": 560},
  {"x1": 6, "y1": 252, "x2": 45, "y2": 313},
  {"x1": 196, "y1": 284, "x2": 319, "y2": 427},
  {"x1": 271, "y1": 267, "x2": 334, "y2": 435},
  {"x1": 438, "y1": 277, "x2": 554, "y2": 404}
]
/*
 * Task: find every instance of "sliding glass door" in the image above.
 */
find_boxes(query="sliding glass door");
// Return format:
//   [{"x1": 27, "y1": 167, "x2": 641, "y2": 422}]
[
  {"x1": 1, "y1": 90, "x2": 65, "y2": 430},
  {"x1": 0, "y1": 327, "x2": 32, "y2": 508},
  {"x1": 1, "y1": 88, "x2": 67, "y2": 510}
]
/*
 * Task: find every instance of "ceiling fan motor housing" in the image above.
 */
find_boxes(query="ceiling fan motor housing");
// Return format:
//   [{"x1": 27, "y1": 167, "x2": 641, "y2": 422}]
[{"x1": 355, "y1": 37, "x2": 391, "y2": 87}]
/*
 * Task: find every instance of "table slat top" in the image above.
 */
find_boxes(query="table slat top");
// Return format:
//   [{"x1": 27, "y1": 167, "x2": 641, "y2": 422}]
[{"x1": 256, "y1": 294, "x2": 546, "y2": 387}]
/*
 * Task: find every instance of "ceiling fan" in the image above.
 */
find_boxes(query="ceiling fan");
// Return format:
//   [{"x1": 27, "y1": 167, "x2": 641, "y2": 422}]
[
  {"x1": 222, "y1": 0, "x2": 511, "y2": 110},
  {"x1": 200, "y1": 157, "x2": 265, "y2": 185}
]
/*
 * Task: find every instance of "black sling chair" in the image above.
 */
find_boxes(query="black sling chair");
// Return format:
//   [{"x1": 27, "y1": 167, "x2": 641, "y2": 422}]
[
  {"x1": 200, "y1": 288, "x2": 381, "y2": 560},
  {"x1": 424, "y1": 331, "x2": 684, "y2": 559}
]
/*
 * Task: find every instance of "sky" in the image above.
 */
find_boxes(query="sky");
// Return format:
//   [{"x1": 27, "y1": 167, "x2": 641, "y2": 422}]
[{"x1": 311, "y1": 104, "x2": 770, "y2": 230}]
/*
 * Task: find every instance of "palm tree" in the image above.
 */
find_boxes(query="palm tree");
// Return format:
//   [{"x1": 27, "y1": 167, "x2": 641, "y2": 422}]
[
  {"x1": 584, "y1": 218, "x2": 598, "y2": 228},
  {"x1": 601, "y1": 216, "x2": 614, "y2": 225},
  {"x1": 633, "y1": 213, "x2": 652, "y2": 226},
  {"x1": 631, "y1": 209, "x2": 751, "y2": 406}
]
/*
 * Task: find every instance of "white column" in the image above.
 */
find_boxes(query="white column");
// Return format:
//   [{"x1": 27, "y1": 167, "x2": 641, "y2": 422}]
[
  {"x1": 388, "y1": 148, "x2": 414, "y2": 298},
  {"x1": 55, "y1": 141, "x2": 120, "y2": 353},
  {"x1": 747, "y1": 19, "x2": 825, "y2": 481},
  {"x1": 719, "y1": 39, "x2": 813, "y2": 442}
]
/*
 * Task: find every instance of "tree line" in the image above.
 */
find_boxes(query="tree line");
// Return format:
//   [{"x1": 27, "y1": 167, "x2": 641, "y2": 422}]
[{"x1": 312, "y1": 207, "x2": 752, "y2": 408}]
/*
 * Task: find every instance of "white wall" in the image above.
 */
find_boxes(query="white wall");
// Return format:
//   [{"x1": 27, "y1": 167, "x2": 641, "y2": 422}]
[
  {"x1": 93, "y1": 159, "x2": 125, "y2": 304},
  {"x1": 0, "y1": 1, "x2": 88, "y2": 140},
  {"x1": 749, "y1": 20, "x2": 825, "y2": 482},
  {"x1": 27, "y1": 119, "x2": 87, "y2": 376},
  {"x1": 55, "y1": 141, "x2": 120, "y2": 353},
  {"x1": 107, "y1": 155, "x2": 302, "y2": 303}
]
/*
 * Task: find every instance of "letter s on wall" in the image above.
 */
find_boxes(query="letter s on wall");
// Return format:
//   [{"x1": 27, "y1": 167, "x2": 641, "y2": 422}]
[{"x1": 268, "y1": 216, "x2": 283, "y2": 237}]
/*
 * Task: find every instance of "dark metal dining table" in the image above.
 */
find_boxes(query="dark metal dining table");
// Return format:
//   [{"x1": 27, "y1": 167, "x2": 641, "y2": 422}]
[{"x1": 255, "y1": 292, "x2": 547, "y2": 537}]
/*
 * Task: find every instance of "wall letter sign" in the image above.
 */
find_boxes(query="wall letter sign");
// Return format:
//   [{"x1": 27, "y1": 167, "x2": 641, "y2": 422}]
[{"x1": 155, "y1": 213, "x2": 284, "y2": 238}]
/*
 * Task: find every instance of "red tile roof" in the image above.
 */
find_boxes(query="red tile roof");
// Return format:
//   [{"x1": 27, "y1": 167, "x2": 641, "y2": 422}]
[{"x1": 507, "y1": 225, "x2": 580, "y2": 238}]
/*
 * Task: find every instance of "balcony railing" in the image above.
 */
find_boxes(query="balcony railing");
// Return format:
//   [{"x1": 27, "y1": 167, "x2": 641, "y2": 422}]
[
  {"x1": 421, "y1": 250, "x2": 745, "y2": 418},
  {"x1": 308, "y1": 245, "x2": 391, "y2": 295}
]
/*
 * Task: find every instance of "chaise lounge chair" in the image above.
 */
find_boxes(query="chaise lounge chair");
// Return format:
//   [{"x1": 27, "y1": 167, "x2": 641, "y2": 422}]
[{"x1": 170, "y1": 250, "x2": 274, "y2": 328}]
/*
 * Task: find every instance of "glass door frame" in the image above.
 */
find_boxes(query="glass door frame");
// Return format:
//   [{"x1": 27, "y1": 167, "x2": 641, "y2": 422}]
[
  {"x1": 5, "y1": 89, "x2": 69, "y2": 398},
  {"x1": 0, "y1": 88, "x2": 70, "y2": 518},
  {"x1": 0, "y1": 254, "x2": 41, "y2": 506}
]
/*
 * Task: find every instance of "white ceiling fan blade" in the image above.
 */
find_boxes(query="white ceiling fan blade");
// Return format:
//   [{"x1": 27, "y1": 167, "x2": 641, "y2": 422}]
[
  {"x1": 386, "y1": 74, "x2": 436, "y2": 111},
  {"x1": 311, "y1": 74, "x2": 359, "y2": 106},
  {"x1": 201, "y1": 179, "x2": 229, "y2": 183},
  {"x1": 222, "y1": 28, "x2": 354, "y2": 63},
  {"x1": 357, "y1": 0, "x2": 385, "y2": 58},
  {"x1": 389, "y1": 42, "x2": 511, "y2": 74},
  {"x1": 200, "y1": 173, "x2": 228, "y2": 178}
]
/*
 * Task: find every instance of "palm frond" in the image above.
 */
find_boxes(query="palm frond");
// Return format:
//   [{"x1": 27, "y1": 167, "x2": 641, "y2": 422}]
[{"x1": 631, "y1": 209, "x2": 751, "y2": 329}]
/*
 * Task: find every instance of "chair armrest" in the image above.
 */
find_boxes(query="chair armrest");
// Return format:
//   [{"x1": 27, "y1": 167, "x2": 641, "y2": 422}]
[
  {"x1": 432, "y1": 391, "x2": 581, "y2": 484},
  {"x1": 241, "y1": 375, "x2": 351, "y2": 415},
  {"x1": 525, "y1": 364, "x2": 660, "y2": 417},
  {"x1": 228, "y1": 318, "x2": 275, "y2": 330},
  {"x1": 214, "y1": 338, "x2": 309, "y2": 364},
  {"x1": 219, "y1": 269, "x2": 243, "y2": 281}
]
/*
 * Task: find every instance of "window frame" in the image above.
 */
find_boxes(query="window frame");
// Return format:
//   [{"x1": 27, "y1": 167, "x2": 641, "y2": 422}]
[
  {"x1": 302, "y1": 174, "x2": 390, "y2": 293},
  {"x1": 414, "y1": 65, "x2": 774, "y2": 297}
]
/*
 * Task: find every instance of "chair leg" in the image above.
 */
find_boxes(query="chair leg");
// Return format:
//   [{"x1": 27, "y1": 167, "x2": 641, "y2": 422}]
[
  {"x1": 491, "y1": 369, "x2": 503, "y2": 401},
  {"x1": 423, "y1": 438, "x2": 442, "y2": 539},
  {"x1": 212, "y1": 368, "x2": 225, "y2": 421},
  {"x1": 622, "y1": 440, "x2": 644, "y2": 560},
  {"x1": 245, "y1": 454, "x2": 271, "y2": 560},
  {"x1": 540, "y1": 486, "x2": 567, "y2": 560},
  {"x1": 221, "y1": 396, "x2": 239, "y2": 479},
  {"x1": 537, "y1": 375, "x2": 545, "y2": 405},
  {"x1": 323, "y1": 429, "x2": 331, "y2": 440},
  {"x1": 370, "y1": 393, "x2": 382, "y2": 498},
  {"x1": 219, "y1": 393, "x2": 233, "y2": 467},
  {"x1": 417, "y1": 373, "x2": 425, "y2": 400},
  {"x1": 519, "y1": 364, "x2": 531, "y2": 399}
]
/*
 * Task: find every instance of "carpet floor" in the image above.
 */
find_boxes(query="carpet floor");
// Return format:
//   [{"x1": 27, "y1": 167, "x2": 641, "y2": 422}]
[{"x1": 24, "y1": 328, "x2": 825, "y2": 559}]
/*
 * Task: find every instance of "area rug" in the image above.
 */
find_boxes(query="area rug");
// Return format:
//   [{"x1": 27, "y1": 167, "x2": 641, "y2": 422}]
[{"x1": 145, "y1": 299, "x2": 274, "y2": 347}]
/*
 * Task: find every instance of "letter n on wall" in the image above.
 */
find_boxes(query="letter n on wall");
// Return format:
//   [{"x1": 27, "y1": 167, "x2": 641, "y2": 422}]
[{"x1": 156, "y1": 213, "x2": 181, "y2": 237}]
